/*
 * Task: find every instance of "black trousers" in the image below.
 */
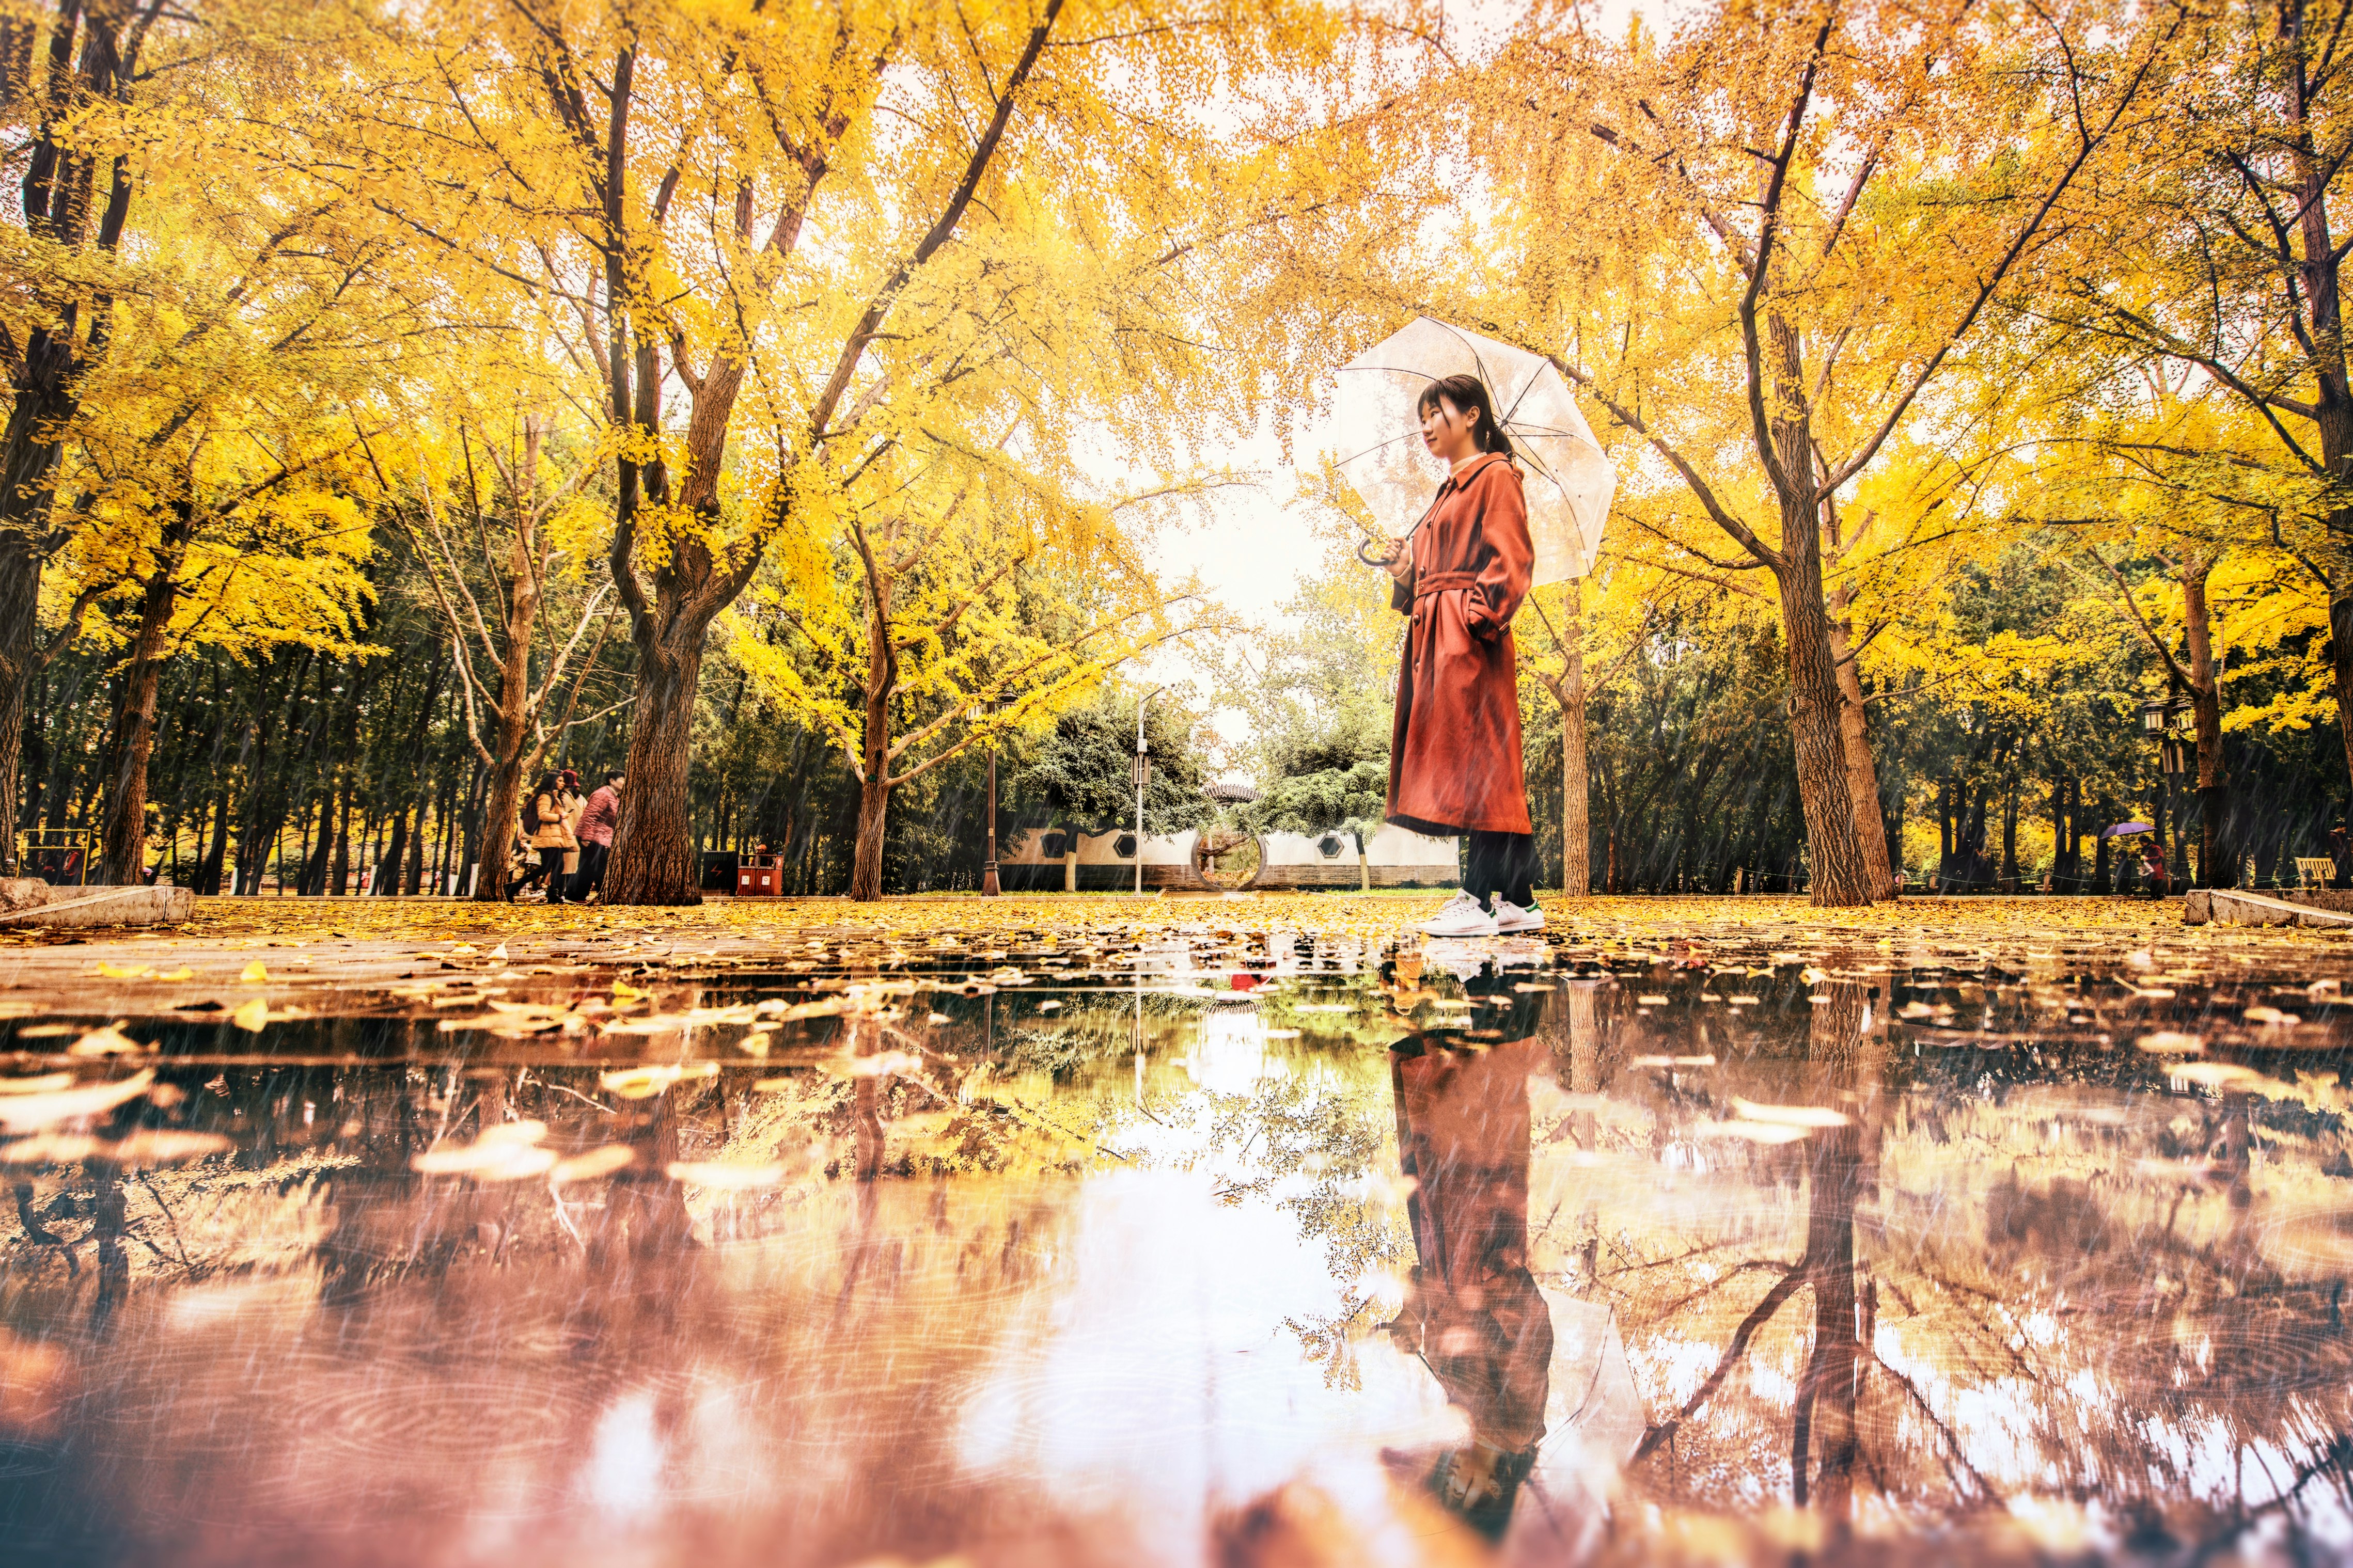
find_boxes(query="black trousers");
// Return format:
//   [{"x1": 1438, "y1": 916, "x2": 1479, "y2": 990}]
[
  {"x1": 539, "y1": 846, "x2": 570, "y2": 902},
  {"x1": 1465, "y1": 830, "x2": 1535, "y2": 909},
  {"x1": 571, "y1": 841, "x2": 609, "y2": 900}
]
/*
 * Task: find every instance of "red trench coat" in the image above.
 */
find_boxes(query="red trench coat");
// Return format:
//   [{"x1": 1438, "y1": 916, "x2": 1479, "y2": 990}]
[{"x1": 1386, "y1": 452, "x2": 1534, "y2": 835}]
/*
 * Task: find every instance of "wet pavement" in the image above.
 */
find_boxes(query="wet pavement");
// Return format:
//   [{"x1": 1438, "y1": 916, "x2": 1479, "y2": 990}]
[{"x1": 0, "y1": 909, "x2": 2347, "y2": 1565}]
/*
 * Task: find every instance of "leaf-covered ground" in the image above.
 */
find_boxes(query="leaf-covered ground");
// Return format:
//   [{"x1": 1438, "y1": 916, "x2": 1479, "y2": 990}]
[{"x1": 0, "y1": 889, "x2": 2276, "y2": 950}]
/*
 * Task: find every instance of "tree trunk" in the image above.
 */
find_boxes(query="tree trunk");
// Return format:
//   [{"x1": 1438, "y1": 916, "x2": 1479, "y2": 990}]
[
  {"x1": 0, "y1": 528, "x2": 37, "y2": 877},
  {"x1": 607, "y1": 630, "x2": 710, "y2": 905},
  {"x1": 329, "y1": 774, "x2": 351, "y2": 896},
  {"x1": 1559, "y1": 580, "x2": 1591, "y2": 897},
  {"x1": 374, "y1": 809, "x2": 410, "y2": 896},
  {"x1": 847, "y1": 573, "x2": 897, "y2": 904},
  {"x1": 98, "y1": 505, "x2": 192, "y2": 885},
  {"x1": 1775, "y1": 558, "x2": 1875, "y2": 907},
  {"x1": 1999, "y1": 786, "x2": 2019, "y2": 891},
  {"x1": 849, "y1": 769, "x2": 890, "y2": 901},
  {"x1": 2182, "y1": 562, "x2": 2232, "y2": 888},
  {"x1": 1825, "y1": 585, "x2": 1895, "y2": 898},
  {"x1": 470, "y1": 555, "x2": 539, "y2": 907}
]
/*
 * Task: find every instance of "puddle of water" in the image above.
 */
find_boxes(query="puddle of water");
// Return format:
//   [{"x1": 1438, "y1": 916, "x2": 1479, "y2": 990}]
[{"x1": 0, "y1": 925, "x2": 2347, "y2": 1564}]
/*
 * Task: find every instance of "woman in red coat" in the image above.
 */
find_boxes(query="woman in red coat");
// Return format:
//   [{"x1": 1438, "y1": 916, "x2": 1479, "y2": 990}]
[{"x1": 1375, "y1": 375, "x2": 1540, "y2": 938}]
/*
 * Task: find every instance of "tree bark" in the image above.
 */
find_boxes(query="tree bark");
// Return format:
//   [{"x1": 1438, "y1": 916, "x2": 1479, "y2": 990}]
[
  {"x1": 850, "y1": 768, "x2": 890, "y2": 902},
  {"x1": 1825, "y1": 585, "x2": 1895, "y2": 898},
  {"x1": 847, "y1": 553, "x2": 898, "y2": 902},
  {"x1": 2182, "y1": 562, "x2": 2232, "y2": 888},
  {"x1": 1776, "y1": 543, "x2": 1874, "y2": 907},
  {"x1": 607, "y1": 630, "x2": 709, "y2": 905},
  {"x1": 98, "y1": 502, "x2": 194, "y2": 884},
  {"x1": 1558, "y1": 580, "x2": 1591, "y2": 897}
]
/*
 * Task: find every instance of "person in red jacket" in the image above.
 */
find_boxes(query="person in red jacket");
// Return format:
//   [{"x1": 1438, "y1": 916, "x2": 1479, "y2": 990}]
[
  {"x1": 1373, "y1": 374, "x2": 1540, "y2": 938},
  {"x1": 570, "y1": 772, "x2": 624, "y2": 902}
]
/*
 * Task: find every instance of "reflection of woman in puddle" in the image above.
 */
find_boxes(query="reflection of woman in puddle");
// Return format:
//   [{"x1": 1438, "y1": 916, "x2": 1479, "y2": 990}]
[{"x1": 1384, "y1": 973, "x2": 1552, "y2": 1540}]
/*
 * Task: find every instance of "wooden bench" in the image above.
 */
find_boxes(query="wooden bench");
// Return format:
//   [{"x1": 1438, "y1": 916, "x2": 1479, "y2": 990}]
[{"x1": 2296, "y1": 857, "x2": 2337, "y2": 889}]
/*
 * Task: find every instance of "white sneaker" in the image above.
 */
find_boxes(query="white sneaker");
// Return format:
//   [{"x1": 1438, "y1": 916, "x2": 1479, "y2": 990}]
[
  {"x1": 1423, "y1": 892, "x2": 1498, "y2": 937},
  {"x1": 1492, "y1": 899, "x2": 1546, "y2": 933}
]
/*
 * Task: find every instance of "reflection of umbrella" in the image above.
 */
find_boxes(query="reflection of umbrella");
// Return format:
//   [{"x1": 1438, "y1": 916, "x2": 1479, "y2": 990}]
[
  {"x1": 1332, "y1": 316, "x2": 1615, "y2": 585},
  {"x1": 2101, "y1": 822, "x2": 2156, "y2": 838}
]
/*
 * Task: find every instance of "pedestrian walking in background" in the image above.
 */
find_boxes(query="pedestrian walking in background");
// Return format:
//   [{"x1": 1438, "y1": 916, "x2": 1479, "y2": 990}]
[
  {"x1": 572, "y1": 772, "x2": 624, "y2": 901},
  {"x1": 558, "y1": 769, "x2": 584, "y2": 888},
  {"x1": 2140, "y1": 841, "x2": 2172, "y2": 900},
  {"x1": 1372, "y1": 374, "x2": 1543, "y2": 939},
  {"x1": 525, "y1": 771, "x2": 580, "y2": 904}
]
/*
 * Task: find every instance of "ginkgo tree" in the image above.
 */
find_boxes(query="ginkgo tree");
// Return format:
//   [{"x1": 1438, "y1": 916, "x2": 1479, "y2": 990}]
[
  {"x1": 0, "y1": 0, "x2": 360, "y2": 873},
  {"x1": 728, "y1": 450, "x2": 1218, "y2": 901},
  {"x1": 1430, "y1": 0, "x2": 2181, "y2": 905},
  {"x1": 360, "y1": 370, "x2": 622, "y2": 903},
  {"x1": 320, "y1": 0, "x2": 1366, "y2": 904}
]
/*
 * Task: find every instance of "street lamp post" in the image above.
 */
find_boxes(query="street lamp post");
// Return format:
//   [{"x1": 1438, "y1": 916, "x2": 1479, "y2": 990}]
[{"x1": 1135, "y1": 687, "x2": 1162, "y2": 896}]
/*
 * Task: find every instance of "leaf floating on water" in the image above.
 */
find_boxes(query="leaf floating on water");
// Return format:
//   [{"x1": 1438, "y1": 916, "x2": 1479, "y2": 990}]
[
  {"x1": 413, "y1": 1129, "x2": 558, "y2": 1180},
  {"x1": 0, "y1": 1132, "x2": 101, "y2": 1165},
  {"x1": 0, "y1": 1069, "x2": 156, "y2": 1132},
  {"x1": 2308, "y1": 979, "x2": 2342, "y2": 997},
  {"x1": 0, "y1": 1073, "x2": 73, "y2": 1096},
  {"x1": 239, "y1": 962, "x2": 268, "y2": 984},
  {"x1": 1730, "y1": 1097, "x2": 1849, "y2": 1129},
  {"x1": 2170, "y1": 1062, "x2": 2264, "y2": 1090},
  {"x1": 598, "y1": 1063, "x2": 719, "y2": 1099},
  {"x1": 1694, "y1": 1119, "x2": 1811, "y2": 1145},
  {"x1": 68, "y1": 1023, "x2": 146, "y2": 1057},
  {"x1": 154, "y1": 967, "x2": 192, "y2": 982},
  {"x1": 88, "y1": 962, "x2": 151, "y2": 979},
  {"x1": 105, "y1": 1129, "x2": 233, "y2": 1166},
  {"x1": 14, "y1": 1024, "x2": 75, "y2": 1038},
  {"x1": 550, "y1": 1145, "x2": 636, "y2": 1183},
  {"x1": 834, "y1": 1050, "x2": 922, "y2": 1080},
  {"x1": 232, "y1": 999, "x2": 269, "y2": 1033},
  {"x1": 2244, "y1": 1006, "x2": 2300, "y2": 1026},
  {"x1": 666, "y1": 1160, "x2": 787, "y2": 1190},
  {"x1": 2137, "y1": 1032, "x2": 2202, "y2": 1054}
]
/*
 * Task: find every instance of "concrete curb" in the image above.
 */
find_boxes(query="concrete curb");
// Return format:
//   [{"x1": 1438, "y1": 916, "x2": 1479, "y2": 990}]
[
  {"x1": 0, "y1": 881, "x2": 194, "y2": 927},
  {"x1": 2184, "y1": 888, "x2": 2353, "y2": 928}
]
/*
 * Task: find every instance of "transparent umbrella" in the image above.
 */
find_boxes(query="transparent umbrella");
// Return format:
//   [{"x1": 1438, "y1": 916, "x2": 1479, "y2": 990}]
[{"x1": 1331, "y1": 316, "x2": 1615, "y2": 585}]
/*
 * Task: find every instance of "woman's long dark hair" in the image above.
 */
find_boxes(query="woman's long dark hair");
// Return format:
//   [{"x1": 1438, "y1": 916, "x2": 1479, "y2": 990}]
[{"x1": 1417, "y1": 374, "x2": 1516, "y2": 462}]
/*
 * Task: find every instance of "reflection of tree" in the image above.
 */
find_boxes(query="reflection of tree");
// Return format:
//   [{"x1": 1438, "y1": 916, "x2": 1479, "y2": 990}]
[
  {"x1": 1623, "y1": 980, "x2": 1877, "y2": 1523},
  {"x1": 1561, "y1": 966, "x2": 2353, "y2": 1555}
]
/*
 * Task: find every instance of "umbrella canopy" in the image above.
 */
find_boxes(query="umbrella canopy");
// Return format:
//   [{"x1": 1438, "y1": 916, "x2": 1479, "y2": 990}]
[
  {"x1": 2101, "y1": 822, "x2": 2156, "y2": 838},
  {"x1": 1332, "y1": 316, "x2": 1615, "y2": 585}
]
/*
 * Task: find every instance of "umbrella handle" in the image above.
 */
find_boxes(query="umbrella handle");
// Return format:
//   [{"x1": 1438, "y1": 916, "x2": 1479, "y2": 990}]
[{"x1": 1357, "y1": 538, "x2": 1399, "y2": 569}]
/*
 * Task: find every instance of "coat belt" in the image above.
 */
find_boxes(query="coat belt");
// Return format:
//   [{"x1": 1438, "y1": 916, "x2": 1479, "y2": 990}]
[{"x1": 1413, "y1": 570, "x2": 1481, "y2": 598}]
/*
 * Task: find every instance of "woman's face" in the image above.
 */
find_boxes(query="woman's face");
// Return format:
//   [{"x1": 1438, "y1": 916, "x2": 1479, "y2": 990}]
[{"x1": 1420, "y1": 396, "x2": 1480, "y2": 464}]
